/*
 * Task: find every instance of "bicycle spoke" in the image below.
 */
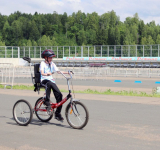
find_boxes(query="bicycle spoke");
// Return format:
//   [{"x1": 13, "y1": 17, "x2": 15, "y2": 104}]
[
  {"x1": 76, "y1": 116, "x2": 83, "y2": 124},
  {"x1": 18, "y1": 103, "x2": 28, "y2": 122},
  {"x1": 75, "y1": 116, "x2": 82, "y2": 125}
]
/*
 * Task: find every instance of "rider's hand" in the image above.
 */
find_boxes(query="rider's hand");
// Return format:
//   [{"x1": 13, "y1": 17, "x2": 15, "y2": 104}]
[
  {"x1": 70, "y1": 71, "x2": 74, "y2": 74},
  {"x1": 47, "y1": 72, "x2": 52, "y2": 76}
]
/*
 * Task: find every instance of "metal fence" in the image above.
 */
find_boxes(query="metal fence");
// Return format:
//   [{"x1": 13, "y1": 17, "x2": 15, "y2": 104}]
[
  {"x1": 0, "y1": 63, "x2": 14, "y2": 88},
  {"x1": 0, "y1": 46, "x2": 20, "y2": 58},
  {"x1": 0, "y1": 45, "x2": 160, "y2": 58},
  {"x1": 13, "y1": 66, "x2": 160, "y2": 80}
]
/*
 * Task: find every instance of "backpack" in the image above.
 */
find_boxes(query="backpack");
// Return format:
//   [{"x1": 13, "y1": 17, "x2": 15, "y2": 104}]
[{"x1": 33, "y1": 64, "x2": 41, "y2": 93}]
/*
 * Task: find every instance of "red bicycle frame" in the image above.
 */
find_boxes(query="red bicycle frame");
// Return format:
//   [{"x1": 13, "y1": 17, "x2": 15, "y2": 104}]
[
  {"x1": 34, "y1": 70, "x2": 73, "y2": 112},
  {"x1": 34, "y1": 92, "x2": 72, "y2": 112}
]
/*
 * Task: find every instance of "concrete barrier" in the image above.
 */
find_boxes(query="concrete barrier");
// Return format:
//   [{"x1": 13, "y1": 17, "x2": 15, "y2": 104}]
[{"x1": 0, "y1": 58, "x2": 33, "y2": 66}]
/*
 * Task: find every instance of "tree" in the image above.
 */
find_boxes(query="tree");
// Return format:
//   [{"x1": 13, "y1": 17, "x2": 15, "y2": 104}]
[
  {"x1": 2, "y1": 21, "x2": 10, "y2": 43},
  {"x1": 77, "y1": 29, "x2": 86, "y2": 45},
  {"x1": 123, "y1": 29, "x2": 132, "y2": 45},
  {"x1": 133, "y1": 13, "x2": 140, "y2": 25},
  {"x1": 130, "y1": 24, "x2": 139, "y2": 44},
  {"x1": 109, "y1": 10, "x2": 117, "y2": 27},
  {"x1": 65, "y1": 22, "x2": 69, "y2": 38},
  {"x1": 97, "y1": 28, "x2": 108, "y2": 45},
  {"x1": 43, "y1": 22, "x2": 53, "y2": 36},
  {"x1": 0, "y1": 40, "x2": 5, "y2": 46},
  {"x1": 39, "y1": 35, "x2": 52, "y2": 46},
  {"x1": 156, "y1": 34, "x2": 160, "y2": 44},
  {"x1": 61, "y1": 12, "x2": 68, "y2": 34},
  {"x1": 32, "y1": 40, "x2": 37, "y2": 46},
  {"x1": 108, "y1": 27, "x2": 115, "y2": 45},
  {"x1": 51, "y1": 37, "x2": 58, "y2": 46},
  {"x1": 11, "y1": 20, "x2": 23, "y2": 45},
  {"x1": 29, "y1": 20, "x2": 40, "y2": 41},
  {"x1": 0, "y1": 14, "x2": 7, "y2": 32},
  {"x1": 86, "y1": 12, "x2": 99, "y2": 32},
  {"x1": 85, "y1": 29, "x2": 97, "y2": 45},
  {"x1": 141, "y1": 36, "x2": 155, "y2": 45},
  {"x1": 115, "y1": 26, "x2": 120, "y2": 45},
  {"x1": 26, "y1": 39, "x2": 32, "y2": 46},
  {"x1": 147, "y1": 35, "x2": 155, "y2": 45},
  {"x1": 141, "y1": 37, "x2": 147, "y2": 45}
]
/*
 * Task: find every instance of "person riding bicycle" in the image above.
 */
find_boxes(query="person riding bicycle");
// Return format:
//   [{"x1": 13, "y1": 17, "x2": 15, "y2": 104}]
[{"x1": 40, "y1": 49, "x2": 68, "y2": 121}]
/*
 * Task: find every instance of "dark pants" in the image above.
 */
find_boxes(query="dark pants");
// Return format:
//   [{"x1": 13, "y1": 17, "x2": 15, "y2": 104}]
[{"x1": 42, "y1": 80, "x2": 63, "y2": 114}]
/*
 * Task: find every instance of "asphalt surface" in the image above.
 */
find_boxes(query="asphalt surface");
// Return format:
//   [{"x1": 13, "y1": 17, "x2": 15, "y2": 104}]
[{"x1": 1, "y1": 92, "x2": 160, "y2": 150}]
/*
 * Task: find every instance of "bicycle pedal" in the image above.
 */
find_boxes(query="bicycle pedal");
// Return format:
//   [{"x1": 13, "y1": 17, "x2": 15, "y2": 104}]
[{"x1": 47, "y1": 109, "x2": 53, "y2": 115}]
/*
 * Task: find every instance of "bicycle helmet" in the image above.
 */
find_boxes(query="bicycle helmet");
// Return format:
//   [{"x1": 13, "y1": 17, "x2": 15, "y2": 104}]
[{"x1": 41, "y1": 49, "x2": 56, "y2": 58}]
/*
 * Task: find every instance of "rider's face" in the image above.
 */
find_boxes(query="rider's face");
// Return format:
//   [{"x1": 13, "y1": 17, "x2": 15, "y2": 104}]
[{"x1": 45, "y1": 57, "x2": 53, "y2": 63}]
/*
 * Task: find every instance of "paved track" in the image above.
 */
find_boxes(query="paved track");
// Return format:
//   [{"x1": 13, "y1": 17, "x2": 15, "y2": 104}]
[{"x1": 0, "y1": 90, "x2": 160, "y2": 150}]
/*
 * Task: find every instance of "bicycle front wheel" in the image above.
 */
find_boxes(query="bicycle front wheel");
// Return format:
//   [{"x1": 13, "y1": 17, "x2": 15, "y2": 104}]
[
  {"x1": 65, "y1": 101, "x2": 89, "y2": 129},
  {"x1": 13, "y1": 99, "x2": 33, "y2": 126}
]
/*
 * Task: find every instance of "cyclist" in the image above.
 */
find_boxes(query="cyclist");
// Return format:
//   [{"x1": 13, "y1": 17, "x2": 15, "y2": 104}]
[{"x1": 40, "y1": 49, "x2": 68, "y2": 121}]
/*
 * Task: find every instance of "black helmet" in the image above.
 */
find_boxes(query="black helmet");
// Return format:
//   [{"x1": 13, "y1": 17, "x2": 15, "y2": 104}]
[{"x1": 41, "y1": 49, "x2": 56, "y2": 58}]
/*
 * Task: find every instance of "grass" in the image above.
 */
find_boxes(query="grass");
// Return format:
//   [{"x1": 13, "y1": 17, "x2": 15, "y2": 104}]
[
  {"x1": 0, "y1": 84, "x2": 35, "y2": 90},
  {"x1": 1, "y1": 84, "x2": 160, "y2": 98}
]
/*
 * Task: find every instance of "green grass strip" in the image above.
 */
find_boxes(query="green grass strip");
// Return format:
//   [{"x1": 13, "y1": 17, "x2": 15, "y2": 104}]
[{"x1": 0, "y1": 84, "x2": 160, "y2": 98}]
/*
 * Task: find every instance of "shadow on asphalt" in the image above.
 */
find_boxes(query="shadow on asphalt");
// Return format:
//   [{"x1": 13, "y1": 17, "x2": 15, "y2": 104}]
[
  {"x1": 6, "y1": 118, "x2": 73, "y2": 129},
  {"x1": 7, "y1": 122, "x2": 19, "y2": 126},
  {"x1": 6, "y1": 117, "x2": 84, "y2": 130},
  {"x1": 30, "y1": 119, "x2": 72, "y2": 129},
  {"x1": 0, "y1": 115, "x2": 13, "y2": 119}
]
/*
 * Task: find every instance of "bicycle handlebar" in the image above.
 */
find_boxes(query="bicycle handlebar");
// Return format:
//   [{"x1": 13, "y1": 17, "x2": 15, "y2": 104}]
[{"x1": 59, "y1": 70, "x2": 74, "y2": 80}]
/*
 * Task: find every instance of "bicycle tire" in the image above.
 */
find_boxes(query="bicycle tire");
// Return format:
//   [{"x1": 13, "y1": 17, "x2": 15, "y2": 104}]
[
  {"x1": 13, "y1": 99, "x2": 33, "y2": 126},
  {"x1": 65, "y1": 101, "x2": 89, "y2": 129},
  {"x1": 35, "y1": 97, "x2": 53, "y2": 122}
]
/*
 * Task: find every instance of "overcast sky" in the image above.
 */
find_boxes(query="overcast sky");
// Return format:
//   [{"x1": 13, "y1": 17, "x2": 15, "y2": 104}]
[{"x1": 0, "y1": 0, "x2": 160, "y2": 24}]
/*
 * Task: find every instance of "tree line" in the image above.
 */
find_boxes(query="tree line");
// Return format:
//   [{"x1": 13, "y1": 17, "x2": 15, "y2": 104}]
[{"x1": 0, "y1": 10, "x2": 160, "y2": 47}]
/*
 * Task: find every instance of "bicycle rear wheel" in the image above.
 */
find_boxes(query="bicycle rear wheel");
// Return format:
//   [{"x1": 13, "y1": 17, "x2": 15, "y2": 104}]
[
  {"x1": 13, "y1": 99, "x2": 33, "y2": 126},
  {"x1": 65, "y1": 101, "x2": 89, "y2": 129},
  {"x1": 35, "y1": 97, "x2": 53, "y2": 122}
]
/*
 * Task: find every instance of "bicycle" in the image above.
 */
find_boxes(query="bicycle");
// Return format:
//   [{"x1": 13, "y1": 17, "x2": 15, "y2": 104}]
[{"x1": 13, "y1": 57, "x2": 89, "y2": 129}]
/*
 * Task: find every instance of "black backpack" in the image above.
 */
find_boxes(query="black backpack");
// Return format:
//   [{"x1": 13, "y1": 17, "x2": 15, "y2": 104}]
[{"x1": 33, "y1": 64, "x2": 41, "y2": 93}]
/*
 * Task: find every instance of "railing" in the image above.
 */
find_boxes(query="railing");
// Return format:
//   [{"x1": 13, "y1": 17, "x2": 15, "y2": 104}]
[
  {"x1": 0, "y1": 47, "x2": 20, "y2": 58},
  {"x1": 13, "y1": 66, "x2": 160, "y2": 79},
  {"x1": 19, "y1": 45, "x2": 160, "y2": 58},
  {"x1": 0, "y1": 63, "x2": 14, "y2": 88},
  {"x1": 0, "y1": 45, "x2": 160, "y2": 58}
]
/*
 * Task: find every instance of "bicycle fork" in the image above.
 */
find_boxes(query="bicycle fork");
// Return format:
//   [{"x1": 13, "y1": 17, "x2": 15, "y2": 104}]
[{"x1": 70, "y1": 98, "x2": 80, "y2": 116}]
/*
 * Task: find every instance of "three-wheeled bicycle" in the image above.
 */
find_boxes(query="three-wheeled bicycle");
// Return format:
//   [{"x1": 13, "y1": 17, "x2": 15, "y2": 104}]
[{"x1": 13, "y1": 57, "x2": 89, "y2": 129}]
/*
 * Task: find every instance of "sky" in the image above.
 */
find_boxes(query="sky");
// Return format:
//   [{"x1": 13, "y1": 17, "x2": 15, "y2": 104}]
[{"x1": 0, "y1": 0, "x2": 160, "y2": 24}]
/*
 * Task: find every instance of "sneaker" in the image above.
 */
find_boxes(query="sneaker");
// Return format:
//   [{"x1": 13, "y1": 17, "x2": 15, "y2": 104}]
[
  {"x1": 55, "y1": 113, "x2": 64, "y2": 121},
  {"x1": 46, "y1": 106, "x2": 53, "y2": 115},
  {"x1": 43, "y1": 101, "x2": 52, "y2": 115},
  {"x1": 43, "y1": 100, "x2": 50, "y2": 106}
]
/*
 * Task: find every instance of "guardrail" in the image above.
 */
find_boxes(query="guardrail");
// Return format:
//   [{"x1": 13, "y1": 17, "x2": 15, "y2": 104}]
[
  {"x1": 0, "y1": 45, "x2": 160, "y2": 58},
  {"x1": 18, "y1": 45, "x2": 160, "y2": 58},
  {"x1": 0, "y1": 47, "x2": 20, "y2": 58},
  {"x1": 13, "y1": 66, "x2": 160, "y2": 80},
  {"x1": 0, "y1": 63, "x2": 14, "y2": 88}
]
